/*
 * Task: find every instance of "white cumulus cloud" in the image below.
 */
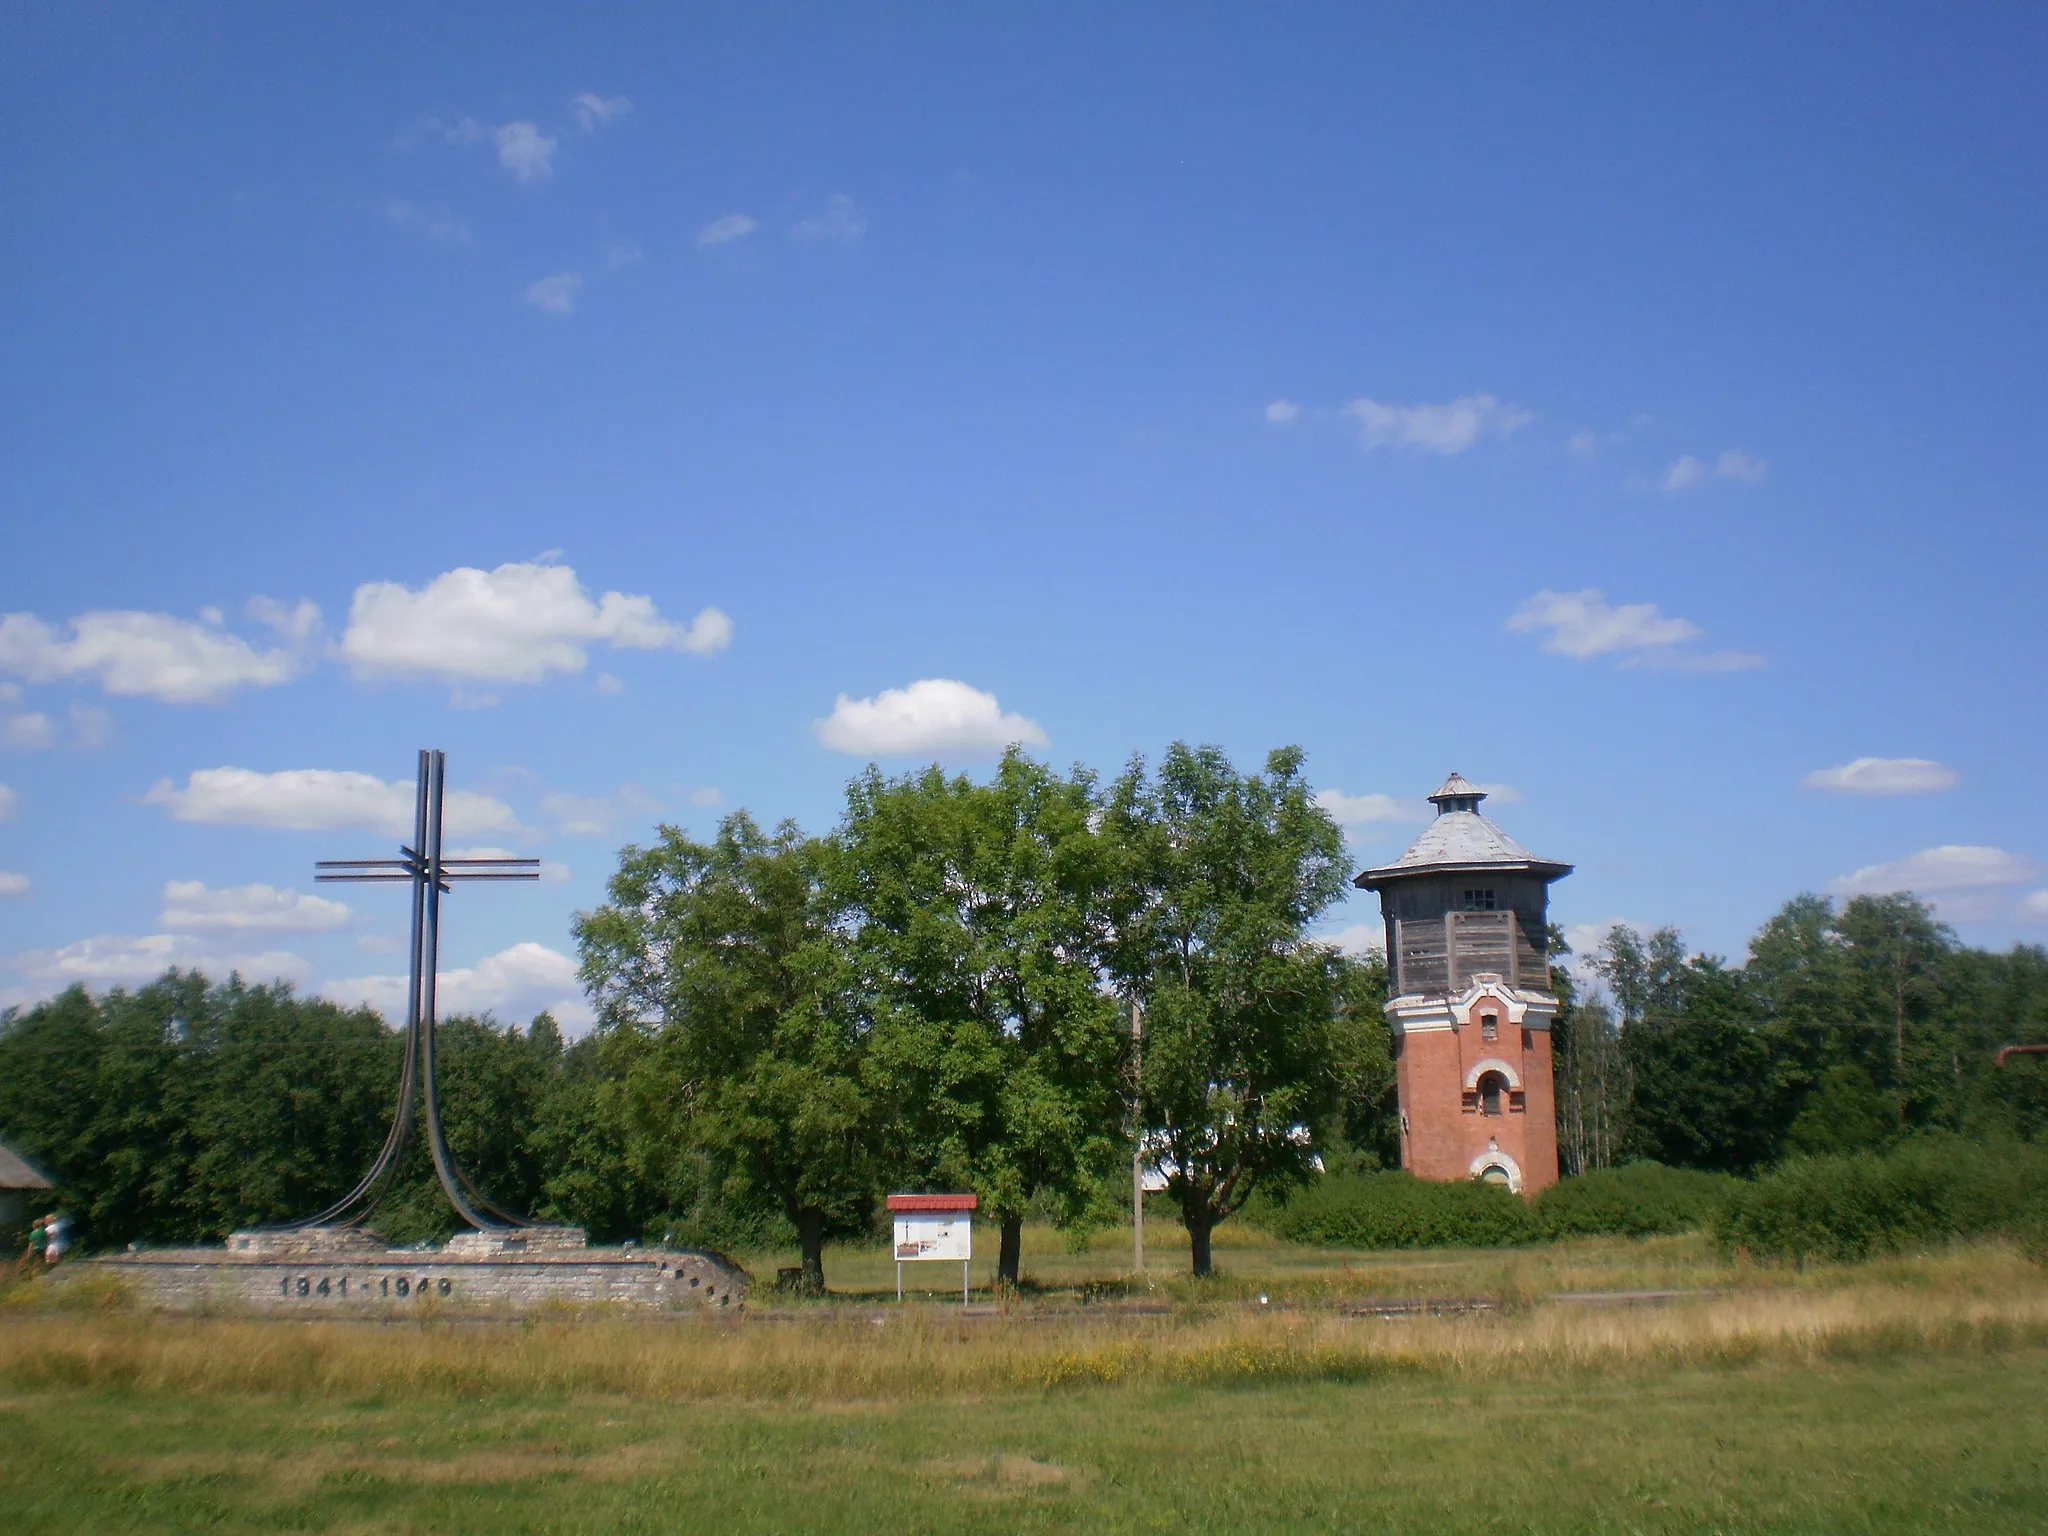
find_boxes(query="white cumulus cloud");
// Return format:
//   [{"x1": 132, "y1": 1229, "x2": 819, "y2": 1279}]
[
  {"x1": 143, "y1": 767, "x2": 523, "y2": 839},
  {"x1": 1803, "y1": 758, "x2": 1959, "y2": 796},
  {"x1": 495, "y1": 121, "x2": 557, "y2": 181},
  {"x1": 523, "y1": 271, "x2": 582, "y2": 315},
  {"x1": 1264, "y1": 399, "x2": 1300, "y2": 425},
  {"x1": 1829, "y1": 845, "x2": 2041, "y2": 923},
  {"x1": 2019, "y1": 890, "x2": 2048, "y2": 924},
  {"x1": 1339, "y1": 393, "x2": 1526, "y2": 455},
  {"x1": 698, "y1": 212, "x2": 758, "y2": 247},
  {"x1": 815, "y1": 679, "x2": 1046, "y2": 758},
  {"x1": 3, "y1": 712, "x2": 56, "y2": 751},
  {"x1": 0, "y1": 603, "x2": 318, "y2": 703},
  {"x1": 159, "y1": 880, "x2": 353, "y2": 933},
  {"x1": 323, "y1": 941, "x2": 590, "y2": 1030},
  {"x1": 541, "y1": 784, "x2": 660, "y2": 837},
  {"x1": 3, "y1": 933, "x2": 310, "y2": 992},
  {"x1": 1315, "y1": 789, "x2": 1426, "y2": 828},
  {"x1": 571, "y1": 92, "x2": 631, "y2": 131},
  {"x1": 791, "y1": 193, "x2": 868, "y2": 244},
  {"x1": 1507, "y1": 588, "x2": 1763, "y2": 671},
  {"x1": 1666, "y1": 448, "x2": 1768, "y2": 492},
  {"x1": 0, "y1": 871, "x2": 29, "y2": 898},
  {"x1": 342, "y1": 562, "x2": 731, "y2": 686},
  {"x1": 1318, "y1": 922, "x2": 1386, "y2": 958}
]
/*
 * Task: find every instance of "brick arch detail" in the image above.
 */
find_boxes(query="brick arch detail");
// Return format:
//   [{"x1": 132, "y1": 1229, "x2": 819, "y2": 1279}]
[{"x1": 1463, "y1": 1056, "x2": 1522, "y2": 1092}]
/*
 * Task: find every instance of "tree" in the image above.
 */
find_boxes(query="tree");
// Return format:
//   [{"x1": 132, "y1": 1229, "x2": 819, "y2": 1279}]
[
  {"x1": 576, "y1": 813, "x2": 880, "y2": 1292},
  {"x1": 1620, "y1": 956, "x2": 1782, "y2": 1173},
  {"x1": 830, "y1": 750, "x2": 1126, "y2": 1286},
  {"x1": 1834, "y1": 894, "x2": 1953, "y2": 1127},
  {"x1": 1101, "y1": 743, "x2": 1359, "y2": 1276}
]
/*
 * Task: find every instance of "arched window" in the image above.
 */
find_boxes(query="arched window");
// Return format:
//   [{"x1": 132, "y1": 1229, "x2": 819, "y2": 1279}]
[
  {"x1": 1478, "y1": 1071, "x2": 1506, "y2": 1116},
  {"x1": 1477, "y1": 1165, "x2": 1511, "y2": 1186}
]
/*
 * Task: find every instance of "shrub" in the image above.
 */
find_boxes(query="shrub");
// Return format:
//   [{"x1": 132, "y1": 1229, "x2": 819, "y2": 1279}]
[
  {"x1": 1715, "y1": 1136, "x2": 2048, "y2": 1263},
  {"x1": 1536, "y1": 1162, "x2": 1738, "y2": 1238},
  {"x1": 1273, "y1": 1171, "x2": 1538, "y2": 1249}
]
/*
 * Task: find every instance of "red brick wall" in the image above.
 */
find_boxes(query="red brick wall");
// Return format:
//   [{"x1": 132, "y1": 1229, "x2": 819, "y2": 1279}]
[{"x1": 1393, "y1": 990, "x2": 1560, "y2": 1198}]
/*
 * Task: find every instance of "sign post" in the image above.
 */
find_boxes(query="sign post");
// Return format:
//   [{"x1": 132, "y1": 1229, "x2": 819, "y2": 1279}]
[{"x1": 886, "y1": 1193, "x2": 977, "y2": 1305}]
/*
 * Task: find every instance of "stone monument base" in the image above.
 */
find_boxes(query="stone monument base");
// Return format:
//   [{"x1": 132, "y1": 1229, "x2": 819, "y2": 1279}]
[{"x1": 69, "y1": 1225, "x2": 747, "y2": 1314}]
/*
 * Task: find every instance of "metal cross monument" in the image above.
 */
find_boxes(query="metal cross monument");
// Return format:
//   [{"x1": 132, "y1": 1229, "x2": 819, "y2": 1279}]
[{"x1": 294, "y1": 750, "x2": 539, "y2": 1233}]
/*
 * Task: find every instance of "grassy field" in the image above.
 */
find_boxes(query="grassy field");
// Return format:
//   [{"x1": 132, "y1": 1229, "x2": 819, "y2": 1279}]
[{"x1": 3, "y1": 1232, "x2": 2046, "y2": 1533}]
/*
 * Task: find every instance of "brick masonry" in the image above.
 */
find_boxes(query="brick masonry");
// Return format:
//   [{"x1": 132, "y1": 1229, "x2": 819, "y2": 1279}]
[
  {"x1": 1395, "y1": 983, "x2": 1559, "y2": 1196},
  {"x1": 58, "y1": 1226, "x2": 749, "y2": 1314}
]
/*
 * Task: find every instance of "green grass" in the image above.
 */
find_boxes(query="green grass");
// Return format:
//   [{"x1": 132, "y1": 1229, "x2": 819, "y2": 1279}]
[
  {"x1": 4, "y1": 1233, "x2": 2045, "y2": 1532},
  {"x1": 2, "y1": 1353, "x2": 2043, "y2": 1533}
]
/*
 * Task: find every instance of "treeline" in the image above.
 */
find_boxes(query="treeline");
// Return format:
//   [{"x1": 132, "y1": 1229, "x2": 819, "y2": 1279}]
[
  {"x1": 1, "y1": 745, "x2": 1393, "y2": 1283},
  {"x1": 8, "y1": 745, "x2": 2047, "y2": 1280},
  {"x1": 1553, "y1": 895, "x2": 2048, "y2": 1176}
]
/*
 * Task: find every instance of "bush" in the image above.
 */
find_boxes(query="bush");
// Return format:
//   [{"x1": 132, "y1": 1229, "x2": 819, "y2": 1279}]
[
  {"x1": 1273, "y1": 1171, "x2": 1538, "y2": 1249},
  {"x1": 1536, "y1": 1162, "x2": 1738, "y2": 1238},
  {"x1": 1715, "y1": 1136, "x2": 2048, "y2": 1263}
]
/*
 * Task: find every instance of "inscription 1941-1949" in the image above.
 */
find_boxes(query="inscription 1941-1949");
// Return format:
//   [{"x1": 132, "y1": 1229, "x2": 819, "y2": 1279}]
[{"x1": 277, "y1": 1273, "x2": 453, "y2": 1300}]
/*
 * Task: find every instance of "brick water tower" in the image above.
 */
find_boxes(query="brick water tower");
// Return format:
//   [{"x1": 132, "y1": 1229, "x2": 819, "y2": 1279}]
[{"x1": 1354, "y1": 773, "x2": 1572, "y2": 1196}]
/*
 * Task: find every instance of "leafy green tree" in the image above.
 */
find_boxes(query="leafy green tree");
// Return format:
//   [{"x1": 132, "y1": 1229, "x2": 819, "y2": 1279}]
[
  {"x1": 1620, "y1": 957, "x2": 1782, "y2": 1173},
  {"x1": 576, "y1": 813, "x2": 881, "y2": 1292},
  {"x1": 1101, "y1": 743, "x2": 1360, "y2": 1276},
  {"x1": 1834, "y1": 894, "x2": 1953, "y2": 1127},
  {"x1": 831, "y1": 750, "x2": 1126, "y2": 1286}
]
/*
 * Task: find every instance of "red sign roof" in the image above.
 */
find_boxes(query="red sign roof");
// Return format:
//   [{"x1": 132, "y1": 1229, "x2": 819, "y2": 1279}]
[{"x1": 885, "y1": 1192, "x2": 978, "y2": 1212}]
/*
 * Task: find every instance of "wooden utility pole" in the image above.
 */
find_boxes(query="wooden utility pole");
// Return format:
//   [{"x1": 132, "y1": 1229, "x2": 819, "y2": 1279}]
[{"x1": 1130, "y1": 998, "x2": 1144, "y2": 1274}]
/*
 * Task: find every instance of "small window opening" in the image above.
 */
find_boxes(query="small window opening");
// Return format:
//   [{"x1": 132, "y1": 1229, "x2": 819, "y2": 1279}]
[
  {"x1": 1481, "y1": 1013, "x2": 1498, "y2": 1042},
  {"x1": 1478, "y1": 1072, "x2": 1506, "y2": 1116},
  {"x1": 1462, "y1": 888, "x2": 1496, "y2": 911},
  {"x1": 1478, "y1": 1165, "x2": 1511, "y2": 1186}
]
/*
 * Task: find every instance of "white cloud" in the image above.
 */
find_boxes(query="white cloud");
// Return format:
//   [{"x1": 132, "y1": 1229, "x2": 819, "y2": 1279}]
[
  {"x1": 0, "y1": 871, "x2": 29, "y2": 898},
  {"x1": 687, "y1": 786, "x2": 723, "y2": 807},
  {"x1": 571, "y1": 92, "x2": 631, "y2": 131},
  {"x1": 1318, "y1": 922, "x2": 1385, "y2": 958},
  {"x1": 698, "y1": 213, "x2": 758, "y2": 247},
  {"x1": 1264, "y1": 399, "x2": 1300, "y2": 425},
  {"x1": 815, "y1": 678, "x2": 1046, "y2": 758},
  {"x1": 1829, "y1": 845, "x2": 2041, "y2": 922},
  {"x1": 495, "y1": 121, "x2": 557, "y2": 182},
  {"x1": 541, "y1": 784, "x2": 659, "y2": 837},
  {"x1": 1507, "y1": 588, "x2": 1764, "y2": 671},
  {"x1": 1666, "y1": 448, "x2": 1768, "y2": 492},
  {"x1": 159, "y1": 880, "x2": 353, "y2": 934},
  {"x1": 3, "y1": 712, "x2": 56, "y2": 751},
  {"x1": 594, "y1": 672, "x2": 624, "y2": 694},
  {"x1": 1716, "y1": 449, "x2": 1768, "y2": 483},
  {"x1": 3, "y1": 933, "x2": 310, "y2": 991},
  {"x1": 524, "y1": 271, "x2": 582, "y2": 315},
  {"x1": 0, "y1": 682, "x2": 17, "y2": 703},
  {"x1": 323, "y1": 941, "x2": 591, "y2": 1030},
  {"x1": 1476, "y1": 782, "x2": 1523, "y2": 805},
  {"x1": 0, "y1": 605, "x2": 317, "y2": 703},
  {"x1": 384, "y1": 199, "x2": 470, "y2": 246},
  {"x1": 1339, "y1": 393, "x2": 1525, "y2": 455},
  {"x1": 1803, "y1": 758, "x2": 1959, "y2": 796},
  {"x1": 2019, "y1": 891, "x2": 2048, "y2": 924},
  {"x1": 0, "y1": 783, "x2": 16, "y2": 820},
  {"x1": 1662, "y1": 455, "x2": 1705, "y2": 492},
  {"x1": 1315, "y1": 789, "x2": 1426, "y2": 828},
  {"x1": 448, "y1": 847, "x2": 570, "y2": 885},
  {"x1": 1567, "y1": 430, "x2": 1598, "y2": 457},
  {"x1": 342, "y1": 562, "x2": 731, "y2": 686},
  {"x1": 791, "y1": 193, "x2": 868, "y2": 244},
  {"x1": 143, "y1": 767, "x2": 522, "y2": 839}
]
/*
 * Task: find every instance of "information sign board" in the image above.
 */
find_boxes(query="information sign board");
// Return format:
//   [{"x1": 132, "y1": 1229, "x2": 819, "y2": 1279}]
[{"x1": 893, "y1": 1211, "x2": 971, "y2": 1262}]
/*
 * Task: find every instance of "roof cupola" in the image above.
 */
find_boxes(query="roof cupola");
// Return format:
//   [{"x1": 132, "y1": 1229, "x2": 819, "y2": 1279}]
[{"x1": 1427, "y1": 772, "x2": 1488, "y2": 815}]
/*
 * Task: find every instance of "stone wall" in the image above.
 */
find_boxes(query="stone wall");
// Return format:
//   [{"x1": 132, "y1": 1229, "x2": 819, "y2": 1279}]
[{"x1": 62, "y1": 1233, "x2": 748, "y2": 1314}]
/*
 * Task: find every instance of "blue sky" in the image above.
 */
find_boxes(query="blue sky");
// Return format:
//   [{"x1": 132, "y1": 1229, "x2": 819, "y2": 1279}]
[{"x1": 4, "y1": 5, "x2": 2045, "y2": 1025}]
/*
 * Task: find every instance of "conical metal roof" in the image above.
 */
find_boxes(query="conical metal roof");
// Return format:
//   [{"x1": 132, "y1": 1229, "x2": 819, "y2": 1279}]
[{"x1": 1354, "y1": 773, "x2": 1571, "y2": 889}]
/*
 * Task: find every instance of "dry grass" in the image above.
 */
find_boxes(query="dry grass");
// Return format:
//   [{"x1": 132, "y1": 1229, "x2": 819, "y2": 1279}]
[{"x1": 3, "y1": 1241, "x2": 2042, "y2": 1404}]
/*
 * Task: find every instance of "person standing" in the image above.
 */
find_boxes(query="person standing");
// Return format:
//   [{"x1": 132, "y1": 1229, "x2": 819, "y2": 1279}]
[
  {"x1": 41, "y1": 1213, "x2": 68, "y2": 1266},
  {"x1": 20, "y1": 1215, "x2": 46, "y2": 1272}
]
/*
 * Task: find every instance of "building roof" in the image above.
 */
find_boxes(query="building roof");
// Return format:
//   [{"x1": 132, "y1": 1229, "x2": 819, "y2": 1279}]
[
  {"x1": 1355, "y1": 773, "x2": 1572, "y2": 889},
  {"x1": 0, "y1": 1140, "x2": 54, "y2": 1193},
  {"x1": 885, "y1": 1192, "x2": 978, "y2": 1212}
]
